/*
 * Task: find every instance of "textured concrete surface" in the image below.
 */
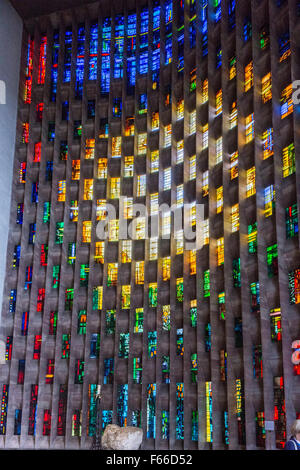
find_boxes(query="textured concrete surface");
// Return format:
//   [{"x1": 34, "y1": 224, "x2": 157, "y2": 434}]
[{"x1": 0, "y1": 0, "x2": 22, "y2": 320}]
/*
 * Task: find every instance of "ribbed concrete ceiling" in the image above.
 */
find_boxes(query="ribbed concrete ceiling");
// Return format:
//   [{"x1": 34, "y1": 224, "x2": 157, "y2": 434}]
[{"x1": 9, "y1": 0, "x2": 101, "y2": 19}]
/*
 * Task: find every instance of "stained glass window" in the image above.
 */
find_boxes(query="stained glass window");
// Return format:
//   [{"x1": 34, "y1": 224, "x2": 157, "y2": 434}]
[
  {"x1": 13, "y1": 245, "x2": 21, "y2": 268},
  {"x1": 162, "y1": 411, "x2": 169, "y2": 439},
  {"x1": 231, "y1": 204, "x2": 239, "y2": 232},
  {"x1": 282, "y1": 143, "x2": 295, "y2": 177},
  {"x1": 37, "y1": 35, "x2": 47, "y2": 86},
  {"x1": 63, "y1": 27, "x2": 72, "y2": 83},
  {"x1": 244, "y1": 62, "x2": 253, "y2": 92},
  {"x1": 190, "y1": 300, "x2": 197, "y2": 327},
  {"x1": 206, "y1": 381, "x2": 212, "y2": 442},
  {"x1": 148, "y1": 331, "x2": 157, "y2": 357},
  {"x1": 203, "y1": 270, "x2": 210, "y2": 298},
  {"x1": 162, "y1": 356, "x2": 170, "y2": 384},
  {"x1": 192, "y1": 410, "x2": 198, "y2": 442},
  {"x1": 36, "y1": 102, "x2": 44, "y2": 122},
  {"x1": 14, "y1": 409, "x2": 22, "y2": 436},
  {"x1": 220, "y1": 350, "x2": 227, "y2": 381},
  {"x1": 201, "y1": 0, "x2": 208, "y2": 57},
  {"x1": 104, "y1": 359, "x2": 114, "y2": 383},
  {"x1": 262, "y1": 72, "x2": 272, "y2": 103},
  {"x1": 232, "y1": 258, "x2": 241, "y2": 288},
  {"x1": 230, "y1": 151, "x2": 238, "y2": 179},
  {"x1": 246, "y1": 167, "x2": 256, "y2": 197},
  {"x1": 248, "y1": 223, "x2": 257, "y2": 254},
  {"x1": 89, "y1": 22, "x2": 98, "y2": 80},
  {"x1": 281, "y1": 84, "x2": 293, "y2": 119},
  {"x1": 133, "y1": 358, "x2": 142, "y2": 384},
  {"x1": 243, "y1": 17, "x2": 252, "y2": 42},
  {"x1": 90, "y1": 333, "x2": 100, "y2": 358},
  {"x1": 74, "y1": 359, "x2": 85, "y2": 384},
  {"x1": 262, "y1": 128, "x2": 273, "y2": 159},
  {"x1": 127, "y1": 13, "x2": 137, "y2": 91},
  {"x1": 256, "y1": 412, "x2": 266, "y2": 448},
  {"x1": 121, "y1": 285, "x2": 131, "y2": 310},
  {"x1": 176, "y1": 383, "x2": 184, "y2": 439},
  {"x1": 176, "y1": 278, "x2": 183, "y2": 302},
  {"x1": 88, "y1": 384, "x2": 100, "y2": 435},
  {"x1": 216, "y1": 89, "x2": 223, "y2": 116},
  {"x1": 190, "y1": 0, "x2": 196, "y2": 48},
  {"x1": 114, "y1": 16, "x2": 124, "y2": 79},
  {"x1": 250, "y1": 282, "x2": 260, "y2": 314},
  {"x1": 72, "y1": 410, "x2": 81, "y2": 437},
  {"x1": 24, "y1": 35, "x2": 34, "y2": 103},
  {"x1": 117, "y1": 384, "x2": 128, "y2": 427},
  {"x1": 101, "y1": 18, "x2": 111, "y2": 93},
  {"x1": 19, "y1": 162, "x2": 27, "y2": 184},
  {"x1": 77, "y1": 311, "x2": 87, "y2": 335},
  {"x1": 286, "y1": 204, "x2": 298, "y2": 239},
  {"x1": 147, "y1": 384, "x2": 156, "y2": 438},
  {"x1": 267, "y1": 244, "x2": 278, "y2": 277},
  {"x1": 229, "y1": 101, "x2": 237, "y2": 128},
  {"x1": 270, "y1": 308, "x2": 282, "y2": 342},
  {"x1": 152, "y1": 1, "x2": 160, "y2": 88},
  {"x1": 289, "y1": 269, "x2": 300, "y2": 304},
  {"x1": 28, "y1": 385, "x2": 38, "y2": 435},
  {"x1": 279, "y1": 31, "x2": 291, "y2": 62},
  {"x1": 45, "y1": 359, "x2": 54, "y2": 384},
  {"x1": 62, "y1": 334, "x2": 70, "y2": 358},
  {"x1": 176, "y1": 328, "x2": 184, "y2": 356},
  {"x1": 229, "y1": 55, "x2": 236, "y2": 79},
  {"x1": 50, "y1": 30, "x2": 59, "y2": 101},
  {"x1": 217, "y1": 238, "x2": 224, "y2": 266},
  {"x1": 260, "y1": 25, "x2": 269, "y2": 49},
  {"x1": 236, "y1": 379, "x2": 245, "y2": 445},
  {"x1": 57, "y1": 386, "x2": 67, "y2": 436},
  {"x1": 134, "y1": 308, "x2": 143, "y2": 333},
  {"x1": 5, "y1": 337, "x2": 12, "y2": 361},
  {"x1": 140, "y1": 8, "x2": 149, "y2": 75},
  {"x1": 245, "y1": 113, "x2": 254, "y2": 143},
  {"x1": 264, "y1": 185, "x2": 275, "y2": 217},
  {"x1": 165, "y1": 0, "x2": 172, "y2": 65},
  {"x1": 205, "y1": 323, "x2": 211, "y2": 352},
  {"x1": 119, "y1": 333, "x2": 129, "y2": 358},
  {"x1": 177, "y1": 0, "x2": 184, "y2": 74},
  {"x1": 191, "y1": 354, "x2": 197, "y2": 383},
  {"x1": 65, "y1": 288, "x2": 74, "y2": 311},
  {"x1": 149, "y1": 283, "x2": 157, "y2": 307},
  {"x1": 102, "y1": 410, "x2": 113, "y2": 432},
  {"x1": 49, "y1": 311, "x2": 57, "y2": 336},
  {"x1": 216, "y1": 186, "x2": 223, "y2": 214},
  {"x1": 190, "y1": 68, "x2": 196, "y2": 91}
]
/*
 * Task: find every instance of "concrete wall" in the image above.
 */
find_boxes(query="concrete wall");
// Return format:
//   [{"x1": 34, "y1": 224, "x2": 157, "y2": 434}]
[{"x1": 0, "y1": 0, "x2": 22, "y2": 315}]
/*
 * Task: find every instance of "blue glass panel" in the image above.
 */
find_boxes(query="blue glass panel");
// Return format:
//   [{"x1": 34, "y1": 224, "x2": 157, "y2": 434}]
[
  {"x1": 165, "y1": 0, "x2": 172, "y2": 65},
  {"x1": 139, "y1": 8, "x2": 149, "y2": 74},
  {"x1": 101, "y1": 17, "x2": 111, "y2": 93},
  {"x1": 89, "y1": 22, "x2": 98, "y2": 80},
  {"x1": 114, "y1": 16, "x2": 124, "y2": 79},
  {"x1": 63, "y1": 27, "x2": 72, "y2": 82},
  {"x1": 127, "y1": 13, "x2": 136, "y2": 90},
  {"x1": 50, "y1": 30, "x2": 60, "y2": 101},
  {"x1": 75, "y1": 24, "x2": 85, "y2": 98}
]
